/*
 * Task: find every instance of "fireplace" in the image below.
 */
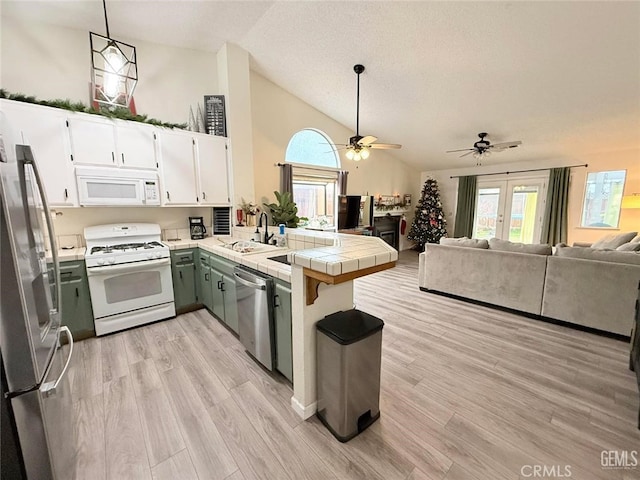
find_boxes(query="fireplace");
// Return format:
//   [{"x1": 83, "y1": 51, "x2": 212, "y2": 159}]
[{"x1": 373, "y1": 215, "x2": 400, "y2": 250}]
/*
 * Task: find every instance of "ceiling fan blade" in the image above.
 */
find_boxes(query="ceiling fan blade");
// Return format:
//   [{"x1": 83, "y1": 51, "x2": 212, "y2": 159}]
[
  {"x1": 446, "y1": 148, "x2": 474, "y2": 153},
  {"x1": 358, "y1": 135, "x2": 378, "y2": 145},
  {"x1": 369, "y1": 143, "x2": 402, "y2": 149},
  {"x1": 489, "y1": 141, "x2": 522, "y2": 151},
  {"x1": 459, "y1": 150, "x2": 476, "y2": 158}
]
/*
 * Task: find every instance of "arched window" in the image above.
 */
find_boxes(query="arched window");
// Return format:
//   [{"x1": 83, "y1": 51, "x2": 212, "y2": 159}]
[
  {"x1": 285, "y1": 129, "x2": 340, "y2": 228},
  {"x1": 285, "y1": 129, "x2": 340, "y2": 168}
]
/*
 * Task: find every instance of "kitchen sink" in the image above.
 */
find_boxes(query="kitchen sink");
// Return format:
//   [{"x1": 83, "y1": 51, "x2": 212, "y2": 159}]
[
  {"x1": 219, "y1": 240, "x2": 284, "y2": 255},
  {"x1": 267, "y1": 254, "x2": 290, "y2": 266}
]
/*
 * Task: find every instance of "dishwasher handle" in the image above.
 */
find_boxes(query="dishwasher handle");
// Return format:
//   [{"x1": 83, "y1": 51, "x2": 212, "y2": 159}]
[{"x1": 233, "y1": 271, "x2": 267, "y2": 290}]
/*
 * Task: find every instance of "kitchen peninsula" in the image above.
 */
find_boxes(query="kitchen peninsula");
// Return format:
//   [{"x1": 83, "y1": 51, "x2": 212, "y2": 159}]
[{"x1": 164, "y1": 227, "x2": 398, "y2": 419}]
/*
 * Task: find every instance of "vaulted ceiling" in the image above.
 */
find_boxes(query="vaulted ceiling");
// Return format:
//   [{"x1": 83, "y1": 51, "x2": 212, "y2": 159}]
[{"x1": 3, "y1": 1, "x2": 639, "y2": 171}]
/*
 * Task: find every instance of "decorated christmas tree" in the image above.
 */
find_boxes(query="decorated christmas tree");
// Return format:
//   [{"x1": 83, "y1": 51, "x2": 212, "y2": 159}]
[{"x1": 407, "y1": 177, "x2": 447, "y2": 251}]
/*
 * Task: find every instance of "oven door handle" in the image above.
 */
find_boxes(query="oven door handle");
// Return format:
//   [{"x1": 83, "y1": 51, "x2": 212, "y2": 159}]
[{"x1": 86, "y1": 258, "x2": 171, "y2": 276}]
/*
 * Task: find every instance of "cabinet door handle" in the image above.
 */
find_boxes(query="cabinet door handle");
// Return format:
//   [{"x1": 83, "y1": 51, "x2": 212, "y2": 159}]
[
  {"x1": 121, "y1": 153, "x2": 125, "y2": 164},
  {"x1": 217, "y1": 280, "x2": 222, "y2": 290},
  {"x1": 180, "y1": 256, "x2": 190, "y2": 261},
  {"x1": 179, "y1": 271, "x2": 183, "y2": 279},
  {"x1": 64, "y1": 188, "x2": 68, "y2": 199},
  {"x1": 274, "y1": 294, "x2": 280, "y2": 308},
  {"x1": 75, "y1": 287, "x2": 79, "y2": 297},
  {"x1": 204, "y1": 273, "x2": 209, "y2": 281},
  {"x1": 111, "y1": 152, "x2": 115, "y2": 163},
  {"x1": 166, "y1": 191, "x2": 170, "y2": 201},
  {"x1": 202, "y1": 192, "x2": 206, "y2": 200},
  {"x1": 220, "y1": 282, "x2": 225, "y2": 292}
]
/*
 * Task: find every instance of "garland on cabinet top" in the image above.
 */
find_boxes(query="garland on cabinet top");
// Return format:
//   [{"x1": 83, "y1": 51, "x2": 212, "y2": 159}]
[
  {"x1": 0, "y1": 89, "x2": 187, "y2": 130},
  {"x1": 407, "y1": 177, "x2": 447, "y2": 251}
]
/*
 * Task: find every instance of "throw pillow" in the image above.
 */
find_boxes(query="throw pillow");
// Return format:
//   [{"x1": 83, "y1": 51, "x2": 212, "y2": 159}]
[
  {"x1": 488, "y1": 238, "x2": 552, "y2": 255},
  {"x1": 617, "y1": 242, "x2": 640, "y2": 252},
  {"x1": 439, "y1": 237, "x2": 489, "y2": 249},
  {"x1": 631, "y1": 235, "x2": 640, "y2": 244},
  {"x1": 555, "y1": 245, "x2": 640, "y2": 265},
  {"x1": 591, "y1": 231, "x2": 638, "y2": 250}
]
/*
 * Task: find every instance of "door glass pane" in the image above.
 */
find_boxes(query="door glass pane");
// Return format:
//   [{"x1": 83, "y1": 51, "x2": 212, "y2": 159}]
[
  {"x1": 508, "y1": 185, "x2": 539, "y2": 243},
  {"x1": 473, "y1": 187, "x2": 500, "y2": 239}
]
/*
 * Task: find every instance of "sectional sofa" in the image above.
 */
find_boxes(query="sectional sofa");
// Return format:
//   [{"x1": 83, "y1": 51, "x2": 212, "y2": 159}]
[{"x1": 418, "y1": 236, "x2": 640, "y2": 337}]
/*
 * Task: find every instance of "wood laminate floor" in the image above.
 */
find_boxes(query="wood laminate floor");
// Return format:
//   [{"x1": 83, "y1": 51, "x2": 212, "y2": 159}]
[{"x1": 68, "y1": 250, "x2": 640, "y2": 480}]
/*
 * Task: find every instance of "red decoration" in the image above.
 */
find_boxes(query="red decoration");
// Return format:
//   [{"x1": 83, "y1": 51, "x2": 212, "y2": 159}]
[{"x1": 400, "y1": 215, "x2": 407, "y2": 235}]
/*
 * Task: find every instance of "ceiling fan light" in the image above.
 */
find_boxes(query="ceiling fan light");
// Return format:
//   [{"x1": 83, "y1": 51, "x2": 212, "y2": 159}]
[
  {"x1": 345, "y1": 149, "x2": 355, "y2": 160},
  {"x1": 360, "y1": 147, "x2": 370, "y2": 159},
  {"x1": 353, "y1": 151, "x2": 362, "y2": 161}
]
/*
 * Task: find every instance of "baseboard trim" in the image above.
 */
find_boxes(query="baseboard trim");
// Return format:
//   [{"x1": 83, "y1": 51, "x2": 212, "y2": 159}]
[
  {"x1": 291, "y1": 396, "x2": 317, "y2": 420},
  {"x1": 418, "y1": 287, "x2": 630, "y2": 342}
]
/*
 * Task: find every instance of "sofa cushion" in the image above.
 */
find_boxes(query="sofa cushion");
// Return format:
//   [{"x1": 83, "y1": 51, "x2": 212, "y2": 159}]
[
  {"x1": 439, "y1": 237, "x2": 489, "y2": 249},
  {"x1": 617, "y1": 242, "x2": 640, "y2": 252},
  {"x1": 591, "y1": 231, "x2": 638, "y2": 250},
  {"x1": 489, "y1": 238, "x2": 552, "y2": 255},
  {"x1": 555, "y1": 244, "x2": 640, "y2": 265}
]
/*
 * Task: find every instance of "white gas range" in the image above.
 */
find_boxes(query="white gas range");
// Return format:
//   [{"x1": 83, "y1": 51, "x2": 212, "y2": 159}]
[{"x1": 84, "y1": 223, "x2": 175, "y2": 336}]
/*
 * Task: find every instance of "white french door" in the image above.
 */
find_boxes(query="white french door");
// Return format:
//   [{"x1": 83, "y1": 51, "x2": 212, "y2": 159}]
[{"x1": 472, "y1": 176, "x2": 547, "y2": 243}]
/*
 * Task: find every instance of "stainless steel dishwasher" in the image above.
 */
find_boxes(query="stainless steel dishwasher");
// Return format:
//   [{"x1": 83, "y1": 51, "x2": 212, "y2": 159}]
[{"x1": 234, "y1": 266, "x2": 276, "y2": 370}]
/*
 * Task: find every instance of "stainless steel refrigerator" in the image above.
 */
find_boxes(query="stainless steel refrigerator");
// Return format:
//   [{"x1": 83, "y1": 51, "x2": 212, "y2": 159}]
[{"x1": 0, "y1": 111, "x2": 75, "y2": 479}]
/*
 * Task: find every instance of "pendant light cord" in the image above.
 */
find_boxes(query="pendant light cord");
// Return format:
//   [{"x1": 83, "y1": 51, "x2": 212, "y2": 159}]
[
  {"x1": 355, "y1": 71, "x2": 360, "y2": 137},
  {"x1": 103, "y1": 0, "x2": 110, "y2": 38}
]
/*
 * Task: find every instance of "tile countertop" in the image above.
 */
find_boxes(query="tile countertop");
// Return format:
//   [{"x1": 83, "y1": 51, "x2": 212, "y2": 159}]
[
  {"x1": 56, "y1": 247, "x2": 86, "y2": 262},
  {"x1": 163, "y1": 229, "x2": 399, "y2": 283}
]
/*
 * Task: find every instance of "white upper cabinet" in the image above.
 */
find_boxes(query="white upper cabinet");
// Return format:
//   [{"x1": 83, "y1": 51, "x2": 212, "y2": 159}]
[
  {"x1": 158, "y1": 130, "x2": 231, "y2": 207},
  {"x1": 158, "y1": 130, "x2": 198, "y2": 205},
  {"x1": 193, "y1": 133, "x2": 230, "y2": 205},
  {"x1": 67, "y1": 115, "x2": 157, "y2": 170},
  {"x1": 114, "y1": 121, "x2": 158, "y2": 170},
  {"x1": 1, "y1": 100, "x2": 77, "y2": 206}
]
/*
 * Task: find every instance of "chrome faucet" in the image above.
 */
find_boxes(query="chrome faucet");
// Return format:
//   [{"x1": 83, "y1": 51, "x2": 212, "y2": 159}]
[{"x1": 258, "y1": 212, "x2": 273, "y2": 244}]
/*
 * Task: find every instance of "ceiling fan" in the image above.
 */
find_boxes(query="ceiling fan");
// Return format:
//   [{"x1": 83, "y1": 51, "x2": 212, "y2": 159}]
[
  {"x1": 446, "y1": 132, "x2": 522, "y2": 164},
  {"x1": 337, "y1": 64, "x2": 402, "y2": 161}
]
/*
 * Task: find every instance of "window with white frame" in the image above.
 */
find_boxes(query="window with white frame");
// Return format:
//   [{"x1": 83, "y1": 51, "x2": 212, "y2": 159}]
[
  {"x1": 580, "y1": 170, "x2": 626, "y2": 228},
  {"x1": 285, "y1": 129, "x2": 340, "y2": 227}
]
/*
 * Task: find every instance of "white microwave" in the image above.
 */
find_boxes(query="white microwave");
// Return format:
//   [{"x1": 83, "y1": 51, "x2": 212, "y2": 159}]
[{"x1": 75, "y1": 166, "x2": 160, "y2": 206}]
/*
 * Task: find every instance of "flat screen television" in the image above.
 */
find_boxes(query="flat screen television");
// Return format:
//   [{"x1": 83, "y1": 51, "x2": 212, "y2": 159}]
[{"x1": 337, "y1": 195, "x2": 374, "y2": 230}]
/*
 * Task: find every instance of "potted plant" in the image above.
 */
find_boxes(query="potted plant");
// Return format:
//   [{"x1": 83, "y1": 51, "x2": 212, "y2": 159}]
[
  {"x1": 263, "y1": 191, "x2": 300, "y2": 228},
  {"x1": 240, "y1": 198, "x2": 260, "y2": 226}
]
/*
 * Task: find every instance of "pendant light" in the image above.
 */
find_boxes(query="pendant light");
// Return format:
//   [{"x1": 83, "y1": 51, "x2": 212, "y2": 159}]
[{"x1": 90, "y1": 0, "x2": 137, "y2": 108}]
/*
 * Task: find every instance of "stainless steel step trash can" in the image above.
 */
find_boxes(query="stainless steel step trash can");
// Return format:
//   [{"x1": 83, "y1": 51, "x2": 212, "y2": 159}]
[{"x1": 316, "y1": 309, "x2": 384, "y2": 442}]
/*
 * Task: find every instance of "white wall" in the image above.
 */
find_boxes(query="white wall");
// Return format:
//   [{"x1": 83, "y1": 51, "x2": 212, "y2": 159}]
[
  {"x1": 1, "y1": 17, "x2": 217, "y2": 124},
  {"x1": 250, "y1": 71, "x2": 421, "y2": 250},
  {"x1": 424, "y1": 148, "x2": 640, "y2": 245},
  {"x1": 51, "y1": 206, "x2": 214, "y2": 242}
]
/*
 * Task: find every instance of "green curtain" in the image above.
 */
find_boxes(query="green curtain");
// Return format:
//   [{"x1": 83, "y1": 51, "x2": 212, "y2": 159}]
[
  {"x1": 541, "y1": 167, "x2": 570, "y2": 245},
  {"x1": 453, "y1": 176, "x2": 477, "y2": 238}
]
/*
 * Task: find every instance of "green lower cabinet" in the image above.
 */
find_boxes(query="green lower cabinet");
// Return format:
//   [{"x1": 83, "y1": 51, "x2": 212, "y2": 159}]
[
  {"x1": 274, "y1": 280, "x2": 293, "y2": 382},
  {"x1": 210, "y1": 268, "x2": 225, "y2": 321},
  {"x1": 221, "y1": 273, "x2": 238, "y2": 333},
  {"x1": 196, "y1": 250, "x2": 240, "y2": 334},
  {"x1": 198, "y1": 252, "x2": 213, "y2": 310},
  {"x1": 60, "y1": 260, "x2": 95, "y2": 339},
  {"x1": 170, "y1": 249, "x2": 198, "y2": 312}
]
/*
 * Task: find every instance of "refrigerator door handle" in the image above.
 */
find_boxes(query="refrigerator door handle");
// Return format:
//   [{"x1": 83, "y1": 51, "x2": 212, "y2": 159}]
[
  {"x1": 17, "y1": 145, "x2": 61, "y2": 320},
  {"x1": 40, "y1": 327, "x2": 73, "y2": 397}
]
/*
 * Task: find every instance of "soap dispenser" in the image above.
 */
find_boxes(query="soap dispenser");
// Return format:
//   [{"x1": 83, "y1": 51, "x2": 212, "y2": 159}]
[{"x1": 252, "y1": 226, "x2": 261, "y2": 243}]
